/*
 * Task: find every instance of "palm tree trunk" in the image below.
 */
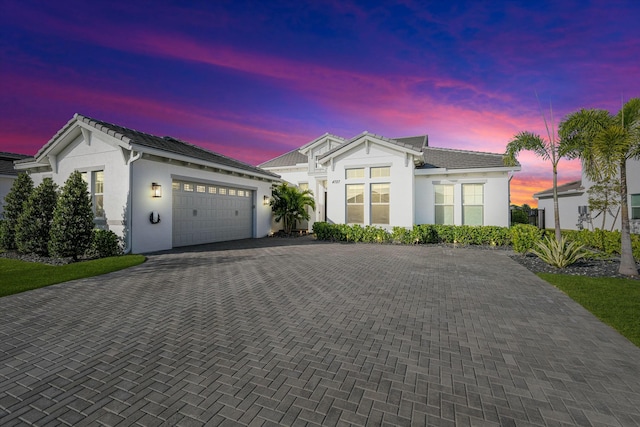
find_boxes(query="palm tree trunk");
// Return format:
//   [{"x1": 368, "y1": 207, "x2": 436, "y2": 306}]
[
  {"x1": 618, "y1": 161, "x2": 638, "y2": 276},
  {"x1": 552, "y1": 163, "x2": 562, "y2": 241}
]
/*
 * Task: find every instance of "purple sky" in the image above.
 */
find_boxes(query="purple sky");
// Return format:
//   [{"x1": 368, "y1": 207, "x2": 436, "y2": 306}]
[{"x1": 1, "y1": 0, "x2": 638, "y2": 205}]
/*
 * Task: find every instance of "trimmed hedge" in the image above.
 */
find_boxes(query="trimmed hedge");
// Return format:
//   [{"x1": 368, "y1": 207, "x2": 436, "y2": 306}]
[{"x1": 312, "y1": 222, "x2": 639, "y2": 260}]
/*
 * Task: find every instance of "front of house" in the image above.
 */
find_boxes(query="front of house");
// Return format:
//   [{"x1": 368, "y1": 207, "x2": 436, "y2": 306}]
[
  {"x1": 260, "y1": 132, "x2": 520, "y2": 230},
  {"x1": 534, "y1": 158, "x2": 640, "y2": 233},
  {"x1": 15, "y1": 114, "x2": 280, "y2": 253}
]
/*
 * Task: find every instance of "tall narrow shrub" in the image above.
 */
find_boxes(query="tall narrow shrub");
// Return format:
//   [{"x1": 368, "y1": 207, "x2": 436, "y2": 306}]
[
  {"x1": 15, "y1": 178, "x2": 58, "y2": 255},
  {"x1": 49, "y1": 171, "x2": 94, "y2": 260},
  {"x1": 0, "y1": 173, "x2": 33, "y2": 250}
]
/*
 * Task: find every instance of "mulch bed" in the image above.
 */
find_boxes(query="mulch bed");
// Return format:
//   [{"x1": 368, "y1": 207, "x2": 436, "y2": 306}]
[{"x1": 510, "y1": 253, "x2": 640, "y2": 279}]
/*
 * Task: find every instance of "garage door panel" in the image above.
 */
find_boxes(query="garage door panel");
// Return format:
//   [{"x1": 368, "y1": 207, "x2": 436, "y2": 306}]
[{"x1": 172, "y1": 181, "x2": 253, "y2": 247}]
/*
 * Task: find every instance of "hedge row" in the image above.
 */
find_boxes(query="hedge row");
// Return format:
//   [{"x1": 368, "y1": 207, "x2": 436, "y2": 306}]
[{"x1": 311, "y1": 222, "x2": 640, "y2": 260}]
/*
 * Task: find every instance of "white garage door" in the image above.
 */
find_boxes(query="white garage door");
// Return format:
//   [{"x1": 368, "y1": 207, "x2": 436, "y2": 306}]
[{"x1": 172, "y1": 180, "x2": 253, "y2": 247}]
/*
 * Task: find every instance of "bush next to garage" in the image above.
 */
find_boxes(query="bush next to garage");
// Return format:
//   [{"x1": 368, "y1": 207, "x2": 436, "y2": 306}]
[{"x1": 85, "y1": 229, "x2": 123, "y2": 259}]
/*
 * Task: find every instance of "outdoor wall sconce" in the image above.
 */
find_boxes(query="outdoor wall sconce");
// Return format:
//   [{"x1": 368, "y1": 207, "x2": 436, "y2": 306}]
[
  {"x1": 263, "y1": 195, "x2": 270, "y2": 206},
  {"x1": 152, "y1": 182, "x2": 162, "y2": 198}
]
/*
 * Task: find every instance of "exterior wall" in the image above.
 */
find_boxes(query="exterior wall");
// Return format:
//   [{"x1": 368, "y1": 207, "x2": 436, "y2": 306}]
[
  {"x1": 415, "y1": 171, "x2": 512, "y2": 227},
  {"x1": 537, "y1": 158, "x2": 640, "y2": 232},
  {"x1": 0, "y1": 176, "x2": 16, "y2": 217},
  {"x1": 130, "y1": 158, "x2": 274, "y2": 253},
  {"x1": 28, "y1": 133, "x2": 130, "y2": 238},
  {"x1": 537, "y1": 193, "x2": 586, "y2": 231},
  {"x1": 324, "y1": 144, "x2": 415, "y2": 228}
]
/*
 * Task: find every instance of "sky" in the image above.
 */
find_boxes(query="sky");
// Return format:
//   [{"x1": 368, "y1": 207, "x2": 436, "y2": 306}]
[{"x1": 1, "y1": 0, "x2": 639, "y2": 206}]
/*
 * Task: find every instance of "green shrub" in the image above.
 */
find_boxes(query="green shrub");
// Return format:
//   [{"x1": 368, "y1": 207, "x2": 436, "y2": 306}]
[
  {"x1": 411, "y1": 224, "x2": 438, "y2": 244},
  {"x1": 15, "y1": 178, "x2": 58, "y2": 255},
  {"x1": 49, "y1": 171, "x2": 95, "y2": 260},
  {"x1": 0, "y1": 173, "x2": 33, "y2": 250},
  {"x1": 531, "y1": 236, "x2": 587, "y2": 268},
  {"x1": 391, "y1": 226, "x2": 412, "y2": 244},
  {"x1": 86, "y1": 229, "x2": 123, "y2": 258},
  {"x1": 511, "y1": 224, "x2": 543, "y2": 254}
]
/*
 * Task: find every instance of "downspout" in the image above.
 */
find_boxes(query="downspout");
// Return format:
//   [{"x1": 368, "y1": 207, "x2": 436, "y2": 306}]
[
  {"x1": 508, "y1": 171, "x2": 515, "y2": 226},
  {"x1": 124, "y1": 150, "x2": 142, "y2": 254}
]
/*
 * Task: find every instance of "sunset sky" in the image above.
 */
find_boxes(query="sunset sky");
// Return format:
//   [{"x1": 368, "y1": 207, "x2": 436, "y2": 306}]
[{"x1": 1, "y1": 0, "x2": 638, "y2": 206}]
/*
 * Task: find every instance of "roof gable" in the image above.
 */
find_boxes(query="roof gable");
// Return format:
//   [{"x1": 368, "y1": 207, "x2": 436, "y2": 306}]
[
  {"x1": 318, "y1": 132, "x2": 425, "y2": 164},
  {"x1": 19, "y1": 114, "x2": 279, "y2": 179},
  {"x1": 298, "y1": 133, "x2": 345, "y2": 155}
]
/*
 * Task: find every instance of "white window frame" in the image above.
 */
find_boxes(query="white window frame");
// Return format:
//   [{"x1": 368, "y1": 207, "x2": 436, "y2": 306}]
[
  {"x1": 462, "y1": 184, "x2": 484, "y2": 226},
  {"x1": 346, "y1": 184, "x2": 364, "y2": 224},
  {"x1": 434, "y1": 184, "x2": 454, "y2": 225},
  {"x1": 370, "y1": 183, "x2": 390, "y2": 225}
]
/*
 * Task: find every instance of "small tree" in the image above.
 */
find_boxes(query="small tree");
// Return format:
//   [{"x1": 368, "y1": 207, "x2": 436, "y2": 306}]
[
  {"x1": 49, "y1": 171, "x2": 94, "y2": 260},
  {"x1": 587, "y1": 177, "x2": 622, "y2": 231},
  {"x1": 270, "y1": 182, "x2": 316, "y2": 234},
  {"x1": 0, "y1": 173, "x2": 33, "y2": 250},
  {"x1": 15, "y1": 178, "x2": 58, "y2": 255}
]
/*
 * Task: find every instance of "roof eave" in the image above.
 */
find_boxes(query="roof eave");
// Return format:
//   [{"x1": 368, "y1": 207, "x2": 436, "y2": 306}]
[
  {"x1": 131, "y1": 143, "x2": 279, "y2": 181},
  {"x1": 415, "y1": 165, "x2": 521, "y2": 175}
]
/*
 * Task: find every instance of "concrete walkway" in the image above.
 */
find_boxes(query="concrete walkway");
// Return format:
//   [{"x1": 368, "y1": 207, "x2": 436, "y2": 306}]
[{"x1": 1, "y1": 239, "x2": 639, "y2": 426}]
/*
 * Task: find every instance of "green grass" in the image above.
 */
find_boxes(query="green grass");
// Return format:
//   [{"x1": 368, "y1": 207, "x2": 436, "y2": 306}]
[
  {"x1": 0, "y1": 255, "x2": 146, "y2": 298},
  {"x1": 538, "y1": 273, "x2": 640, "y2": 347}
]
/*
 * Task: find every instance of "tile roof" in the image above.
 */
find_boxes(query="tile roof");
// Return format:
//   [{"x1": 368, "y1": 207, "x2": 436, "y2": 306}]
[
  {"x1": 534, "y1": 180, "x2": 583, "y2": 198},
  {"x1": 393, "y1": 135, "x2": 429, "y2": 151},
  {"x1": 418, "y1": 147, "x2": 511, "y2": 170},
  {"x1": 75, "y1": 115, "x2": 279, "y2": 178},
  {"x1": 0, "y1": 152, "x2": 30, "y2": 176},
  {"x1": 16, "y1": 114, "x2": 277, "y2": 178},
  {"x1": 258, "y1": 148, "x2": 308, "y2": 168}
]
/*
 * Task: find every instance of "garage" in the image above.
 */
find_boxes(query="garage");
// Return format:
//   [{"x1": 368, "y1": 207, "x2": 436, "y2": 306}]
[{"x1": 172, "y1": 180, "x2": 253, "y2": 247}]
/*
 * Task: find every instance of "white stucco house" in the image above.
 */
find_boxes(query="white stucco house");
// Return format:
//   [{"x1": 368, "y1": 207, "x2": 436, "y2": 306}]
[
  {"x1": 534, "y1": 158, "x2": 640, "y2": 233},
  {"x1": 15, "y1": 114, "x2": 280, "y2": 253},
  {"x1": 0, "y1": 152, "x2": 31, "y2": 217},
  {"x1": 259, "y1": 132, "x2": 520, "y2": 230}
]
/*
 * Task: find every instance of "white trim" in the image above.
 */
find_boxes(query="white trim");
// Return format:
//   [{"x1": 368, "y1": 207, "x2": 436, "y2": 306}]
[{"x1": 414, "y1": 166, "x2": 520, "y2": 175}]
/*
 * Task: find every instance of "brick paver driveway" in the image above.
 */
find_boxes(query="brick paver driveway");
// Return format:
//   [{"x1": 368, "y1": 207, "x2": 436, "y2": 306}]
[{"x1": 2, "y1": 238, "x2": 640, "y2": 426}]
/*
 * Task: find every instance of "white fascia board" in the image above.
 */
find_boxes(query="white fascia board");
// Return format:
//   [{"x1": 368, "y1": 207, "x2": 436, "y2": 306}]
[
  {"x1": 14, "y1": 159, "x2": 45, "y2": 170},
  {"x1": 262, "y1": 164, "x2": 308, "y2": 172},
  {"x1": 534, "y1": 189, "x2": 583, "y2": 199},
  {"x1": 414, "y1": 166, "x2": 520, "y2": 176},
  {"x1": 131, "y1": 144, "x2": 279, "y2": 181},
  {"x1": 299, "y1": 134, "x2": 344, "y2": 155}
]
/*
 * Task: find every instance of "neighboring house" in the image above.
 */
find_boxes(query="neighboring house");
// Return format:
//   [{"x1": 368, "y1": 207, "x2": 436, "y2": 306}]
[
  {"x1": 259, "y1": 132, "x2": 520, "y2": 231},
  {"x1": 0, "y1": 152, "x2": 31, "y2": 217},
  {"x1": 15, "y1": 114, "x2": 280, "y2": 253},
  {"x1": 534, "y1": 158, "x2": 640, "y2": 233}
]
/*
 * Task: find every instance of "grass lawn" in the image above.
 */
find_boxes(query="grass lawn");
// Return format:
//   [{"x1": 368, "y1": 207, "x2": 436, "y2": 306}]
[
  {"x1": 538, "y1": 273, "x2": 640, "y2": 347},
  {"x1": 0, "y1": 255, "x2": 146, "y2": 298}
]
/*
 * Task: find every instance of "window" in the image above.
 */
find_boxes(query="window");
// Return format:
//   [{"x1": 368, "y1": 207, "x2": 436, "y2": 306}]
[
  {"x1": 172, "y1": 182, "x2": 180, "y2": 190},
  {"x1": 93, "y1": 171, "x2": 104, "y2": 218},
  {"x1": 371, "y1": 183, "x2": 390, "y2": 224},
  {"x1": 208, "y1": 186, "x2": 217, "y2": 194},
  {"x1": 463, "y1": 184, "x2": 484, "y2": 225},
  {"x1": 632, "y1": 194, "x2": 640, "y2": 220},
  {"x1": 196, "y1": 185, "x2": 206, "y2": 193},
  {"x1": 184, "y1": 183, "x2": 194, "y2": 192},
  {"x1": 219, "y1": 188, "x2": 227, "y2": 195},
  {"x1": 370, "y1": 167, "x2": 390, "y2": 178},
  {"x1": 238, "y1": 190, "x2": 244, "y2": 197},
  {"x1": 229, "y1": 189, "x2": 236, "y2": 196},
  {"x1": 299, "y1": 183, "x2": 309, "y2": 191},
  {"x1": 434, "y1": 184, "x2": 454, "y2": 225},
  {"x1": 346, "y1": 184, "x2": 364, "y2": 223},
  {"x1": 346, "y1": 168, "x2": 364, "y2": 179}
]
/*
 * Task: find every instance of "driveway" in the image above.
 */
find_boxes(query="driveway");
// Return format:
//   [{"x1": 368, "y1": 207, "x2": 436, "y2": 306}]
[{"x1": 1, "y1": 239, "x2": 639, "y2": 426}]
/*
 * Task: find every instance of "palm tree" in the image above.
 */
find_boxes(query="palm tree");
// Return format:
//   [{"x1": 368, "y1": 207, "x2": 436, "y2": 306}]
[
  {"x1": 504, "y1": 107, "x2": 573, "y2": 242},
  {"x1": 270, "y1": 182, "x2": 316, "y2": 234},
  {"x1": 559, "y1": 98, "x2": 640, "y2": 276}
]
